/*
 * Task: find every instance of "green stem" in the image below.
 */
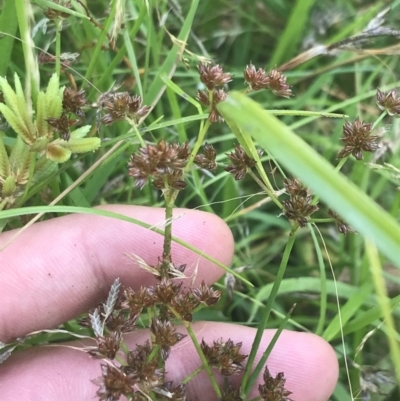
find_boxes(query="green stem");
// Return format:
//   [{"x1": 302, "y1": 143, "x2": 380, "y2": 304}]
[
  {"x1": 241, "y1": 227, "x2": 297, "y2": 393},
  {"x1": 185, "y1": 119, "x2": 211, "y2": 172},
  {"x1": 55, "y1": 19, "x2": 62, "y2": 77},
  {"x1": 181, "y1": 365, "x2": 204, "y2": 384},
  {"x1": 127, "y1": 118, "x2": 146, "y2": 147},
  {"x1": 248, "y1": 169, "x2": 282, "y2": 209},
  {"x1": 161, "y1": 190, "x2": 174, "y2": 274},
  {"x1": 372, "y1": 110, "x2": 387, "y2": 130},
  {"x1": 185, "y1": 322, "x2": 222, "y2": 398}
]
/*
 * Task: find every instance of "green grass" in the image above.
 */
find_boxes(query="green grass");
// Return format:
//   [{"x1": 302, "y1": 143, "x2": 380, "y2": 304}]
[{"x1": 1, "y1": 0, "x2": 400, "y2": 400}]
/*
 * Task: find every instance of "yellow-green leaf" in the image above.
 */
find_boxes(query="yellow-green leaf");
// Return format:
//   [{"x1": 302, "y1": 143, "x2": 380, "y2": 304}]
[
  {"x1": 13, "y1": 73, "x2": 35, "y2": 138},
  {"x1": 2, "y1": 175, "x2": 16, "y2": 196},
  {"x1": 62, "y1": 137, "x2": 101, "y2": 153},
  {"x1": 0, "y1": 136, "x2": 10, "y2": 179},
  {"x1": 0, "y1": 76, "x2": 19, "y2": 114},
  {"x1": 70, "y1": 125, "x2": 91, "y2": 139},
  {"x1": 35, "y1": 91, "x2": 48, "y2": 138},
  {"x1": 45, "y1": 142, "x2": 71, "y2": 163},
  {"x1": 0, "y1": 103, "x2": 34, "y2": 144}
]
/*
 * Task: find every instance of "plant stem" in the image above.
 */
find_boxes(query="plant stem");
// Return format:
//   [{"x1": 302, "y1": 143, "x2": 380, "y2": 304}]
[
  {"x1": 248, "y1": 169, "x2": 282, "y2": 209},
  {"x1": 55, "y1": 19, "x2": 62, "y2": 77},
  {"x1": 161, "y1": 189, "x2": 174, "y2": 274},
  {"x1": 241, "y1": 227, "x2": 297, "y2": 393},
  {"x1": 186, "y1": 119, "x2": 211, "y2": 172}
]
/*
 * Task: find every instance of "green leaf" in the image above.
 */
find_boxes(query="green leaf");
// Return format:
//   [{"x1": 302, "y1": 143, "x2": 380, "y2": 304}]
[
  {"x1": 9, "y1": 136, "x2": 31, "y2": 185},
  {"x1": 13, "y1": 73, "x2": 35, "y2": 138},
  {"x1": 0, "y1": 76, "x2": 19, "y2": 113},
  {"x1": 0, "y1": 137, "x2": 10, "y2": 179},
  {"x1": 0, "y1": 103, "x2": 34, "y2": 144},
  {"x1": 61, "y1": 137, "x2": 101, "y2": 153},
  {"x1": 35, "y1": 91, "x2": 48, "y2": 138},
  {"x1": 70, "y1": 125, "x2": 91, "y2": 139},
  {"x1": 218, "y1": 92, "x2": 400, "y2": 268}
]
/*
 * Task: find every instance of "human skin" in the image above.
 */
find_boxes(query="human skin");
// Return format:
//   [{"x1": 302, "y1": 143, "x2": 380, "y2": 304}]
[{"x1": 0, "y1": 205, "x2": 338, "y2": 400}]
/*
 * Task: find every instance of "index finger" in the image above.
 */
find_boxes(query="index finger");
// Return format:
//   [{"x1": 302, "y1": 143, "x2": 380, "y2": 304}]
[{"x1": 0, "y1": 205, "x2": 234, "y2": 343}]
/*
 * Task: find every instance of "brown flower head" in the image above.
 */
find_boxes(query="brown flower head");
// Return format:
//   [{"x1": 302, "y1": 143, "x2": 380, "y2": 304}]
[
  {"x1": 150, "y1": 318, "x2": 187, "y2": 361},
  {"x1": 150, "y1": 278, "x2": 182, "y2": 304},
  {"x1": 93, "y1": 363, "x2": 134, "y2": 401},
  {"x1": 121, "y1": 287, "x2": 156, "y2": 315},
  {"x1": 327, "y1": 209, "x2": 356, "y2": 235},
  {"x1": 192, "y1": 281, "x2": 221, "y2": 306},
  {"x1": 101, "y1": 92, "x2": 150, "y2": 125},
  {"x1": 169, "y1": 292, "x2": 200, "y2": 322},
  {"x1": 44, "y1": 0, "x2": 72, "y2": 20},
  {"x1": 225, "y1": 145, "x2": 262, "y2": 180},
  {"x1": 282, "y1": 178, "x2": 318, "y2": 227},
  {"x1": 194, "y1": 143, "x2": 217, "y2": 171},
  {"x1": 338, "y1": 117, "x2": 378, "y2": 160},
  {"x1": 244, "y1": 63, "x2": 270, "y2": 91},
  {"x1": 105, "y1": 310, "x2": 140, "y2": 334},
  {"x1": 62, "y1": 87, "x2": 87, "y2": 118},
  {"x1": 265, "y1": 69, "x2": 293, "y2": 98},
  {"x1": 197, "y1": 63, "x2": 232, "y2": 90},
  {"x1": 376, "y1": 89, "x2": 400, "y2": 116},
  {"x1": 128, "y1": 140, "x2": 190, "y2": 189},
  {"x1": 156, "y1": 381, "x2": 187, "y2": 401},
  {"x1": 47, "y1": 112, "x2": 79, "y2": 141},
  {"x1": 124, "y1": 341, "x2": 164, "y2": 392},
  {"x1": 153, "y1": 169, "x2": 187, "y2": 190},
  {"x1": 221, "y1": 380, "x2": 243, "y2": 401},
  {"x1": 201, "y1": 338, "x2": 247, "y2": 376},
  {"x1": 88, "y1": 330, "x2": 122, "y2": 359},
  {"x1": 197, "y1": 88, "x2": 228, "y2": 123},
  {"x1": 258, "y1": 367, "x2": 293, "y2": 401}
]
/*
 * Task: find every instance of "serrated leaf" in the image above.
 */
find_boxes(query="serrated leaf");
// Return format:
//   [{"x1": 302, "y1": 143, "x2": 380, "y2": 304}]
[
  {"x1": 62, "y1": 137, "x2": 101, "y2": 153},
  {"x1": 35, "y1": 91, "x2": 48, "y2": 138},
  {"x1": 69, "y1": 125, "x2": 91, "y2": 139},
  {"x1": 45, "y1": 142, "x2": 71, "y2": 163},
  {"x1": 13, "y1": 73, "x2": 35, "y2": 139},
  {"x1": 31, "y1": 158, "x2": 57, "y2": 187},
  {"x1": 0, "y1": 103, "x2": 34, "y2": 144},
  {"x1": 0, "y1": 76, "x2": 19, "y2": 114},
  {"x1": 0, "y1": 137, "x2": 10, "y2": 179}
]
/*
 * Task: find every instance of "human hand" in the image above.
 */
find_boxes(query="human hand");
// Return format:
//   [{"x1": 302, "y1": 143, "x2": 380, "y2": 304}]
[{"x1": 0, "y1": 205, "x2": 338, "y2": 400}]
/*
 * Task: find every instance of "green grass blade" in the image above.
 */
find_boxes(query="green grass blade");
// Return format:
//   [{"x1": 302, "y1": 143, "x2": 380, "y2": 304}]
[
  {"x1": 0, "y1": 0, "x2": 18, "y2": 76},
  {"x1": 218, "y1": 92, "x2": 400, "y2": 268}
]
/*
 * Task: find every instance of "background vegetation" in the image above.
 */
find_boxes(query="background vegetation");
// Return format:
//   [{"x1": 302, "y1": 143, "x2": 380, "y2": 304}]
[{"x1": 0, "y1": 0, "x2": 400, "y2": 400}]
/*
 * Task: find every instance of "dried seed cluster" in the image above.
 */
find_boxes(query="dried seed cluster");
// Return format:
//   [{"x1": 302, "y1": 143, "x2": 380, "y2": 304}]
[
  {"x1": 282, "y1": 178, "x2": 319, "y2": 227},
  {"x1": 244, "y1": 63, "x2": 293, "y2": 98},
  {"x1": 338, "y1": 117, "x2": 378, "y2": 160},
  {"x1": 225, "y1": 145, "x2": 263, "y2": 180}
]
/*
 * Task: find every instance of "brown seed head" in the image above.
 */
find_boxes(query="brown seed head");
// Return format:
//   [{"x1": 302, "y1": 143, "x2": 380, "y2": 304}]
[
  {"x1": 225, "y1": 145, "x2": 262, "y2": 180},
  {"x1": 157, "y1": 381, "x2": 187, "y2": 401},
  {"x1": 197, "y1": 88, "x2": 228, "y2": 123},
  {"x1": 93, "y1": 363, "x2": 134, "y2": 401},
  {"x1": 244, "y1": 63, "x2": 270, "y2": 91},
  {"x1": 376, "y1": 89, "x2": 400, "y2": 116},
  {"x1": 194, "y1": 143, "x2": 217, "y2": 171},
  {"x1": 88, "y1": 330, "x2": 122, "y2": 359},
  {"x1": 150, "y1": 318, "x2": 187, "y2": 361},
  {"x1": 44, "y1": 1, "x2": 72, "y2": 20},
  {"x1": 101, "y1": 92, "x2": 150, "y2": 125},
  {"x1": 221, "y1": 380, "x2": 243, "y2": 401},
  {"x1": 62, "y1": 87, "x2": 87, "y2": 118},
  {"x1": 327, "y1": 209, "x2": 356, "y2": 235},
  {"x1": 338, "y1": 117, "x2": 378, "y2": 160},
  {"x1": 258, "y1": 367, "x2": 293, "y2": 401},
  {"x1": 265, "y1": 69, "x2": 293, "y2": 98},
  {"x1": 169, "y1": 292, "x2": 200, "y2": 322},
  {"x1": 128, "y1": 140, "x2": 190, "y2": 189},
  {"x1": 47, "y1": 112, "x2": 79, "y2": 141},
  {"x1": 197, "y1": 63, "x2": 232, "y2": 90},
  {"x1": 201, "y1": 338, "x2": 247, "y2": 376},
  {"x1": 192, "y1": 281, "x2": 221, "y2": 306},
  {"x1": 121, "y1": 287, "x2": 155, "y2": 314}
]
